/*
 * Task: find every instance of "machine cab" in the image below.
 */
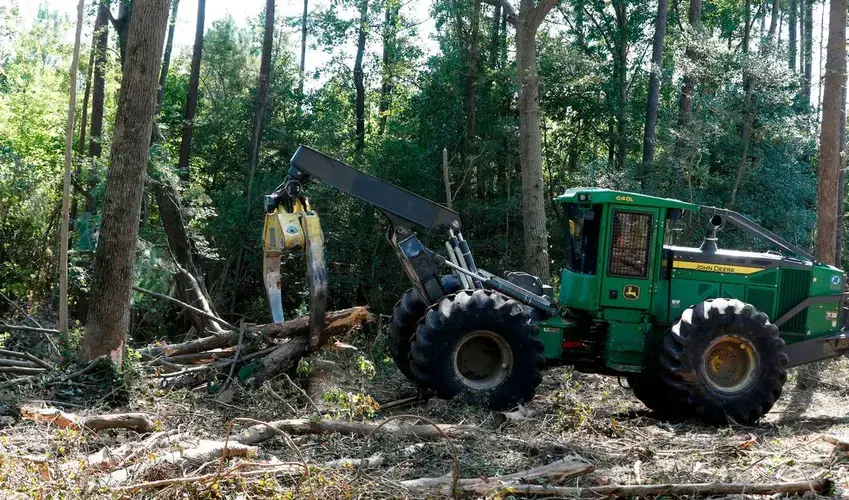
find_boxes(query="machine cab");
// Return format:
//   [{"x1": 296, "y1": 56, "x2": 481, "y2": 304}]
[{"x1": 557, "y1": 188, "x2": 693, "y2": 318}]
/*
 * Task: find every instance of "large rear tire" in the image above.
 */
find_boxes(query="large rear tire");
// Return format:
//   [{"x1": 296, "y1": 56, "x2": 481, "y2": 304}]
[
  {"x1": 660, "y1": 298, "x2": 787, "y2": 425},
  {"x1": 387, "y1": 276, "x2": 461, "y2": 381},
  {"x1": 409, "y1": 290, "x2": 544, "y2": 409}
]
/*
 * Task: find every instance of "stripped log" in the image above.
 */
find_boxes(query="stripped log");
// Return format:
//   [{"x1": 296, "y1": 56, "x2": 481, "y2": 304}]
[
  {"x1": 234, "y1": 418, "x2": 479, "y2": 445},
  {"x1": 401, "y1": 456, "x2": 593, "y2": 494},
  {"x1": 465, "y1": 478, "x2": 831, "y2": 498},
  {"x1": 98, "y1": 439, "x2": 258, "y2": 487},
  {"x1": 21, "y1": 407, "x2": 156, "y2": 434}
]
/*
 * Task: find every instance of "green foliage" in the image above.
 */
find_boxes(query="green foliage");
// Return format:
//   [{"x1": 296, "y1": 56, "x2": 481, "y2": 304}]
[{"x1": 0, "y1": 0, "x2": 833, "y2": 341}]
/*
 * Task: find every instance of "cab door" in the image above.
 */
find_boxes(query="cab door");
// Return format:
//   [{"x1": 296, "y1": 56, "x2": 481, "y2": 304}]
[{"x1": 600, "y1": 205, "x2": 660, "y2": 311}]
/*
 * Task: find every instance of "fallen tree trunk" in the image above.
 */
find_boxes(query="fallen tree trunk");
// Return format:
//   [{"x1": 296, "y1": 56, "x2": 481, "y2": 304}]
[
  {"x1": 0, "y1": 349, "x2": 54, "y2": 370},
  {"x1": 401, "y1": 456, "x2": 593, "y2": 494},
  {"x1": 465, "y1": 478, "x2": 830, "y2": 498},
  {"x1": 157, "y1": 307, "x2": 373, "y2": 390},
  {"x1": 141, "y1": 307, "x2": 371, "y2": 358},
  {"x1": 234, "y1": 417, "x2": 479, "y2": 445},
  {"x1": 0, "y1": 359, "x2": 43, "y2": 369},
  {"x1": 99, "y1": 439, "x2": 258, "y2": 487},
  {"x1": 0, "y1": 366, "x2": 47, "y2": 376},
  {"x1": 21, "y1": 407, "x2": 155, "y2": 434}
]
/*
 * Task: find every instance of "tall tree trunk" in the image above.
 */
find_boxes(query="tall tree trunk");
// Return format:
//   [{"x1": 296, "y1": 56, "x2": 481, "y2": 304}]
[
  {"x1": 678, "y1": 0, "x2": 701, "y2": 127},
  {"x1": 789, "y1": 0, "x2": 797, "y2": 71},
  {"x1": 640, "y1": 0, "x2": 667, "y2": 192},
  {"x1": 83, "y1": 0, "x2": 170, "y2": 365},
  {"x1": 466, "y1": 0, "x2": 481, "y2": 198},
  {"x1": 730, "y1": 0, "x2": 753, "y2": 209},
  {"x1": 485, "y1": 0, "x2": 556, "y2": 281},
  {"x1": 378, "y1": 0, "x2": 398, "y2": 135},
  {"x1": 86, "y1": 3, "x2": 109, "y2": 214},
  {"x1": 816, "y1": 0, "x2": 846, "y2": 265},
  {"x1": 613, "y1": 0, "x2": 628, "y2": 171},
  {"x1": 300, "y1": 0, "x2": 308, "y2": 96},
  {"x1": 112, "y1": 0, "x2": 132, "y2": 65},
  {"x1": 354, "y1": 0, "x2": 369, "y2": 156},
  {"x1": 799, "y1": 0, "x2": 805, "y2": 74},
  {"x1": 72, "y1": 45, "x2": 95, "y2": 222},
  {"x1": 245, "y1": 0, "x2": 275, "y2": 218},
  {"x1": 60, "y1": 0, "x2": 86, "y2": 334},
  {"x1": 817, "y1": 0, "x2": 826, "y2": 121},
  {"x1": 801, "y1": 0, "x2": 812, "y2": 105},
  {"x1": 176, "y1": 0, "x2": 205, "y2": 183},
  {"x1": 767, "y1": 0, "x2": 779, "y2": 40},
  {"x1": 151, "y1": 0, "x2": 219, "y2": 335},
  {"x1": 489, "y1": 2, "x2": 502, "y2": 68},
  {"x1": 231, "y1": 0, "x2": 275, "y2": 313},
  {"x1": 836, "y1": 84, "x2": 847, "y2": 265},
  {"x1": 157, "y1": 0, "x2": 180, "y2": 114}
]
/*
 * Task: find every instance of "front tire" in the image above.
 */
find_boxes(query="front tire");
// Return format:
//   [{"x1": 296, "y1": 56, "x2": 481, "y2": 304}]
[
  {"x1": 409, "y1": 290, "x2": 544, "y2": 409},
  {"x1": 387, "y1": 276, "x2": 461, "y2": 381},
  {"x1": 660, "y1": 299, "x2": 787, "y2": 425}
]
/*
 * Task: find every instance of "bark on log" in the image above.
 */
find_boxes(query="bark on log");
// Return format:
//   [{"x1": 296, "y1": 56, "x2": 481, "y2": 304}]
[
  {"x1": 0, "y1": 367, "x2": 46, "y2": 376},
  {"x1": 234, "y1": 418, "x2": 479, "y2": 445},
  {"x1": 141, "y1": 307, "x2": 371, "y2": 358},
  {"x1": 20, "y1": 408, "x2": 155, "y2": 434},
  {"x1": 466, "y1": 478, "x2": 830, "y2": 498},
  {"x1": 493, "y1": 407, "x2": 537, "y2": 426},
  {"x1": 0, "y1": 359, "x2": 42, "y2": 369},
  {"x1": 0, "y1": 349, "x2": 54, "y2": 370},
  {"x1": 99, "y1": 439, "x2": 257, "y2": 487},
  {"x1": 400, "y1": 456, "x2": 593, "y2": 494}
]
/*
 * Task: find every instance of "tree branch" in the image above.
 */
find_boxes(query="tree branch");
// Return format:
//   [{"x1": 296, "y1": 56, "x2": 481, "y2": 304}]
[
  {"x1": 482, "y1": 0, "x2": 517, "y2": 25},
  {"x1": 528, "y1": 0, "x2": 559, "y2": 29}
]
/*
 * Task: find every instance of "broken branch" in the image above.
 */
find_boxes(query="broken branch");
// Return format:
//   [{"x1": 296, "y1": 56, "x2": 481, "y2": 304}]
[
  {"x1": 234, "y1": 417, "x2": 479, "y2": 445},
  {"x1": 21, "y1": 407, "x2": 156, "y2": 434}
]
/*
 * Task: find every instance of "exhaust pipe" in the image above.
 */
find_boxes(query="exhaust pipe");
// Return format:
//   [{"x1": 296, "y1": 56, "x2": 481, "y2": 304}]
[{"x1": 700, "y1": 214, "x2": 723, "y2": 253}]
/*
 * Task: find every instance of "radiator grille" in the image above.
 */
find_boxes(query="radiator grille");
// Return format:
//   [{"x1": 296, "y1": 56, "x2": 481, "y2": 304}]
[{"x1": 776, "y1": 268, "x2": 811, "y2": 333}]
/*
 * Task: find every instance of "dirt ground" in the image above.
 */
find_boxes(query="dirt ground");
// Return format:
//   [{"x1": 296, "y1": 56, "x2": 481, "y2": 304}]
[{"x1": 0, "y1": 325, "x2": 847, "y2": 499}]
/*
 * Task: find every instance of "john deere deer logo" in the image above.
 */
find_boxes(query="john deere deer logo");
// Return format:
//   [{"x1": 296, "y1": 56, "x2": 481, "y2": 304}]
[{"x1": 623, "y1": 285, "x2": 640, "y2": 300}]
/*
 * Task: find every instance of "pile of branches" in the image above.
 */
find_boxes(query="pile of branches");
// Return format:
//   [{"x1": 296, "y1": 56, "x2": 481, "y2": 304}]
[
  {"x1": 11, "y1": 405, "x2": 834, "y2": 498},
  {"x1": 135, "y1": 286, "x2": 374, "y2": 391}
]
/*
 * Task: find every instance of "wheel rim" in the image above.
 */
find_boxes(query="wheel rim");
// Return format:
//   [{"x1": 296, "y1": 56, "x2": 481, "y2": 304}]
[
  {"x1": 451, "y1": 330, "x2": 513, "y2": 391},
  {"x1": 700, "y1": 334, "x2": 758, "y2": 394}
]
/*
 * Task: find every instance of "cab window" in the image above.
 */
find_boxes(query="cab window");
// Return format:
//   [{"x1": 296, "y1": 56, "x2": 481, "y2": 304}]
[
  {"x1": 608, "y1": 210, "x2": 652, "y2": 278},
  {"x1": 564, "y1": 204, "x2": 601, "y2": 275}
]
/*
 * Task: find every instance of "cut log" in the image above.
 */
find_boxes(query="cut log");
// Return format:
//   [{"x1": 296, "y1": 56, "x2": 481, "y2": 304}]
[
  {"x1": 141, "y1": 306, "x2": 372, "y2": 358},
  {"x1": 465, "y1": 478, "x2": 830, "y2": 498},
  {"x1": 493, "y1": 407, "x2": 537, "y2": 426},
  {"x1": 823, "y1": 435, "x2": 849, "y2": 451},
  {"x1": 401, "y1": 456, "x2": 593, "y2": 494},
  {"x1": 20, "y1": 407, "x2": 155, "y2": 434},
  {"x1": 0, "y1": 359, "x2": 42, "y2": 369},
  {"x1": 0, "y1": 366, "x2": 46, "y2": 376},
  {"x1": 324, "y1": 452, "x2": 384, "y2": 469},
  {"x1": 0, "y1": 349, "x2": 54, "y2": 370},
  {"x1": 234, "y1": 417, "x2": 479, "y2": 445},
  {"x1": 99, "y1": 439, "x2": 258, "y2": 487}
]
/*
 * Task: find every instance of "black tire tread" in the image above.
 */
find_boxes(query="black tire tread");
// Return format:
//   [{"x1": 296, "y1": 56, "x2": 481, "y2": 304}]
[
  {"x1": 660, "y1": 298, "x2": 787, "y2": 425},
  {"x1": 409, "y1": 289, "x2": 544, "y2": 409}
]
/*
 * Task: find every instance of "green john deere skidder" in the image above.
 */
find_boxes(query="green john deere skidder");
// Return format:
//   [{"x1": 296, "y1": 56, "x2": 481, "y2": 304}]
[{"x1": 263, "y1": 145, "x2": 849, "y2": 424}]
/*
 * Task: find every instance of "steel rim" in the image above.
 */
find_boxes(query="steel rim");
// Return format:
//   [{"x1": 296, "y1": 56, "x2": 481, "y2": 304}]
[
  {"x1": 452, "y1": 330, "x2": 513, "y2": 391},
  {"x1": 700, "y1": 334, "x2": 759, "y2": 394}
]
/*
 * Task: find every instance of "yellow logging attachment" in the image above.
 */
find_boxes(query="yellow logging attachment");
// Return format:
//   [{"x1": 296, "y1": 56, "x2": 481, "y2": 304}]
[{"x1": 263, "y1": 198, "x2": 328, "y2": 349}]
